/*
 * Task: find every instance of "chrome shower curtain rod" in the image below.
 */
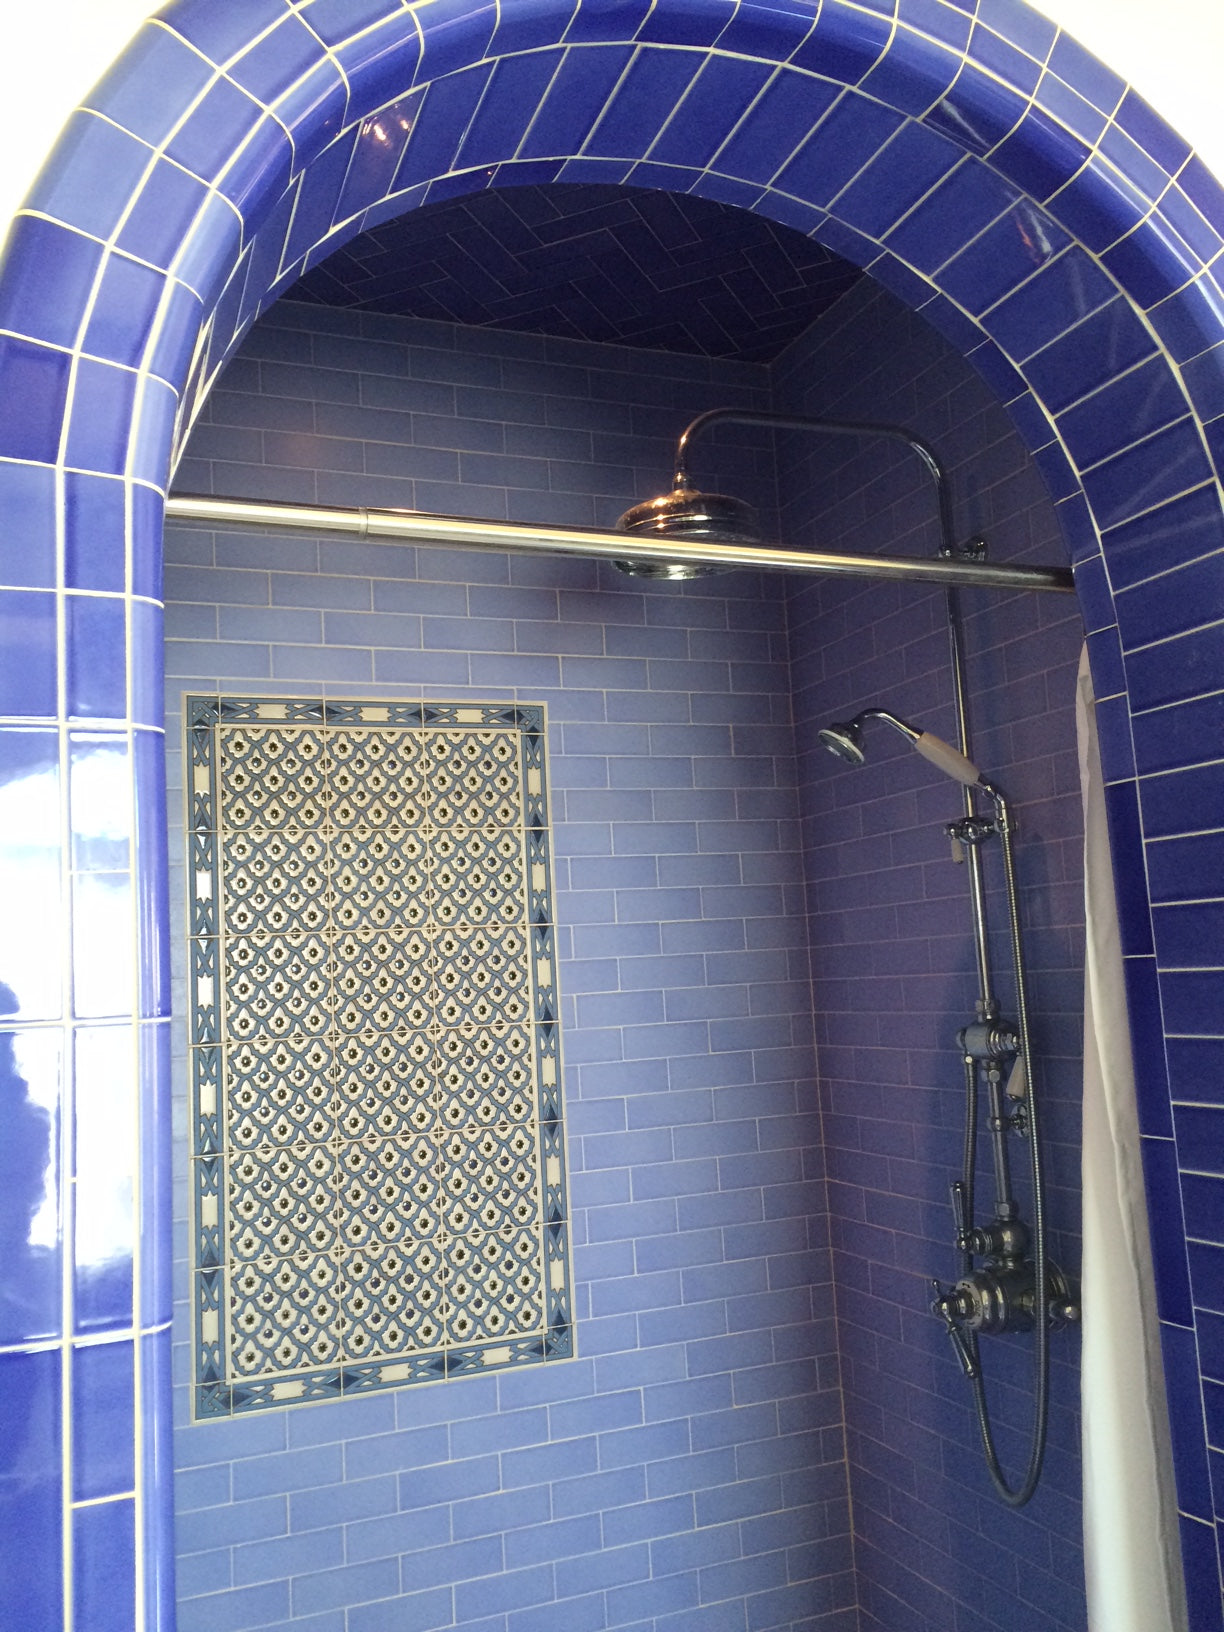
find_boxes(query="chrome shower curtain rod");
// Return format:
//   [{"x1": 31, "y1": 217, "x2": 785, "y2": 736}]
[{"x1": 164, "y1": 494, "x2": 1076, "y2": 594}]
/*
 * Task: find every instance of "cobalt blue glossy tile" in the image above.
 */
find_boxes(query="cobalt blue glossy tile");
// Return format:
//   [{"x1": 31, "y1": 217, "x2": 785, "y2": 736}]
[
  {"x1": 165, "y1": 0, "x2": 286, "y2": 62},
  {"x1": 227, "y1": 13, "x2": 327, "y2": 106},
  {"x1": 1140, "y1": 762, "x2": 1224, "y2": 843},
  {"x1": 165, "y1": 73, "x2": 264, "y2": 181},
  {"x1": 1102, "y1": 217, "x2": 1206, "y2": 313},
  {"x1": 73, "y1": 1066, "x2": 136, "y2": 1330},
  {"x1": 1182, "y1": 1173, "x2": 1224, "y2": 1248},
  {"x1": 283, "y1": 131, "x2": 362, "y2": 271},
  {"x1": 1045, "y1": 157, "x2": 1149, "y2": 256},
  {"x1": 65, "y1": 359, "x2": 137, "y2": 476},
  {"x1": 83, "y1": 252, "x2": 170, "y2": 371},
  {"x1": 791, "y1": 2, "x2": 893, "y2": 81},
  {"x1": 1102, "y1": 779, "x2": 1154, "y2": 956},
  {"x1": 1167, "y1": 1326, "x2": 1214, "y2": 1517},
  {"x1": 712, "y1": 71, "x2": 841, "y2": 187},
  {"x1": 1148, "y1": 277, "x2": 1224, "y2": 368},
  {"x1": 1124, "y1": 547, "x2": 1224, "y2": 666},
  {"x1": 1101, "y1": 484, "x2": 1224, "y2": 596},
  {"x1": 73, "y1": 1339, "x2": 136, "y2": 1501},
  {"x1": 639, "y1": 0, "x2": 736, "y2": 45},
  {"x1": 139, "y1": 1025, "x2": 173, "y2": 1320},
  {"x1": 972, "y1": 19, "x2": 1043, "y2": 96},
  {"x1": 115, "y1": 158, "x2": 211, "y2": 274},
  {"x1": 834, "y1": 120, "x2": 962, "y2": 239},
  {"x1": 586, "y1": 48, "x2": 704, "y2": 162},
  {"x1": 1033, "y1": 70, "x2": 1109, "y2": 148},
  {"x1": 274, "y1": 59, "x2": 350, "y2": 174},
  {"x1": 88, "y1": 21, "x2": 216, "y2": 147},
  {"x1": 1082, "y1": 420, "x2": 1213, "y2": 539},
  {"x1": 395, "y1": 64, "x2": 495, "y2": 187},
  {"x1": 1179, "y1": 1516, "x2": 1224, "y2": 1632},
  {"x1": 0, "y1": 215, "x2": 102, "y2": 350},
  {"x1": 983, "y1": 244, "x2": 1116, "y2": 362},
  {"x1": 991, "y1": 107, "x2": 1093, "y2": 205},
  {"x1": 859, "y1": 28, "x2": 961, "y2": 117},
  {"x1": 1031, "y1": 437, "x2": 1078, "y2": 501},
  {"x1": 1146, "y1": 832, "x2": 1224, "y2": 908},
  {"x1": 924, "y1": 65, "x2": 1027, "y2": 157},
  {"x1": 1155, "y1": 185, "x2": 1220, "y2": 270},
  {"x1": 0, "y1": 461, "x2": 56, "y2": 590},
  {"x1": 455, "y1": 53, "x2": 565, "y2": 172},
  {"x1": 25, "y1": 111, "x2": 153, "y2": 240},
  {"x1": 1189, "y1": 1239, "x2": 1224, "y2": 1308},
  {"x1": 130, "y1": 374, "x2": 179, "y2": 492},
  {"x1": 66, "y1": 594, "x2": 127, "y2": 721},
  {"x1": 1047, "y1": 31, "x2": 1124, "y2": 117},
  {"x1": 214, "y1": 115, "x2": 295, "y2": 230},
  {"x1": 332, "y1": 13, "x2": 423, "y2": 119},
  {"x1": 0, "y1": 336, "x2": 72, "y2": 465},
  {"x1": 976, "y1": 0, "x2": 1057, "y2": 59},
  {"x1": 134, "y1": 735, "x2": 171, "y2": 1021},
  {"x1": 303, "y1": 0, "x2": 405, "y2": 48},
  {"x1": 414, "y1": 0, "x2": 496, "y2": 81},
  {"x1": 1179, "y1": 156, "x2": 1224, "y2": 238},
  {"x1": 75, "y1": 1498, "x2": 136, "y2": 1632},
  {"x1": 148, "y1": 276, "x2": 205, "y2": 388},
  {"x1": 131, "y1": 483, "x2": 166, "y2": 604},
  {"x1": 712, "y1": 0, "x2": 820, "y2": 60},
  {"x1": 883, "y1": 159, "x2": 1018, "y2": 273},
  {"x1": 1183, "y1": 347, "x2": 1224, "y2": 428},
  {"x1": 0, "y1": 1349, "x2": 63, "y2": 1627},
  {"x1": 649, "y1": 56, "x2": 773, "y2": 170},
  {"x1": 1072, "y1": 555, "x2": 1114, "y2": 638},
  {"x1": 1062, "y1": 355, "x2": 1191, "y2": 471},
  {"x1": 868, "y1": 255, "x2": 934, "y2": 310},
  {"x1": 939, "y1": 205, "x2": 1069, "y2": 318},
  {"x1": 775, "y1": 96, "x2": 906, "y2": 209},
  {"x1": 1122, "y1": 957, "x2": 1174, "y2": 1138},
  {"x1": 173, "y1": 188, "x2": 244, "y2": 308},
  {"x1": 0, "y1": 1022, "x2": 62, "y2": 1342},
  {"x1": 1165, "y1": 977, "x2": 1224, "y2": 1044},
  {"x1": 1116, "y1": 89, "x2": 1192, "y2": 180},
  {"x1": 1022, "y1": 296, "x2": 1156, "y2": 415},
  {"x1": 0, "y1": 590, "x2": 57, "y2": 716},
  {"x1": 898, "y1": 0, "x2": 973, "y2": 50},
  {"x1": 1156, "y1": 907, "x2": 1224, "y2": 980},
  {"x1": 1142, "y1": 1145, "x2": 1192, "y2": 1330}
]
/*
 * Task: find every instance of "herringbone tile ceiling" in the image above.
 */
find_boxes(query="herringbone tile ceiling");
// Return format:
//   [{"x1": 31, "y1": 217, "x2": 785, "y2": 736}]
[{"x1": 290, "y1": 183, "x2": 862, "y2": 362}]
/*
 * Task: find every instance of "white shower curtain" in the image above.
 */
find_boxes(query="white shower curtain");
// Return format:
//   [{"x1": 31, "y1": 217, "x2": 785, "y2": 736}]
[{"x1": 1077, "y1": 647, "x2": 1187, "y2": 1632}]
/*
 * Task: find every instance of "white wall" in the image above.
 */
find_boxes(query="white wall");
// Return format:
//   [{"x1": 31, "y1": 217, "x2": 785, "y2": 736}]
[{"x1": 3, "y1": 0, "x2": 1223, "y2": 251}]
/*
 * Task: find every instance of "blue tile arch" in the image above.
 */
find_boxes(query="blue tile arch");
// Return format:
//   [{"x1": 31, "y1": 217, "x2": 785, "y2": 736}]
[{"x1": 5, "y1": 0, "x2": 1224, "y2": 1622}]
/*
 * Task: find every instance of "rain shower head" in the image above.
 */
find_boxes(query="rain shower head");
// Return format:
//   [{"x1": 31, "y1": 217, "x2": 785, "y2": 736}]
[
  {"x1": 820, "y1": 707, "x2": 983, "y2": 787},
  {"x1": 614, "y1": 478, "x2": 762, "y2": 579}
]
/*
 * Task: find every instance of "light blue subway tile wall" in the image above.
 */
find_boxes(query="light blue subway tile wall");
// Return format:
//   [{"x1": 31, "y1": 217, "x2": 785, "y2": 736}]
[
  {"x1": 777, "y1": 279, "x2": 1089, "y2": 1632},
  {"x1": 165, "y1": 301, "x2": 855, "y2": 1630}
]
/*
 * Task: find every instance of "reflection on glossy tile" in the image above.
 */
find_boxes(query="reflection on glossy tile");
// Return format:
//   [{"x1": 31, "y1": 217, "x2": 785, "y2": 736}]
[
  {"x1": 0, "y1": 1027, "x2": 62, "y2": 1343},
  {"x1": 0, "y1": 734, "x2": 64, "y2": 1021},
  {"x1": 73, "y1": 1026, "x2": 137, "y2": 1333}
]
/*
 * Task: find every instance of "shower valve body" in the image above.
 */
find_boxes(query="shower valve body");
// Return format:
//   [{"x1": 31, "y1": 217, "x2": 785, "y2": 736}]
[{"x1": 933, "y1": 1261, "x2": 1078, "y2": 1340}]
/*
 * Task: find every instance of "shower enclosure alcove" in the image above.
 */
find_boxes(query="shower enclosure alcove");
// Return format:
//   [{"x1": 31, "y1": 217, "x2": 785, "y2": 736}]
[
  {"x1": 10, "y1": 2, "x2": 1224, "y2": 1629},
  {"x1": 165, "y1": 184, "x2": 1089, "y2": 1632}
]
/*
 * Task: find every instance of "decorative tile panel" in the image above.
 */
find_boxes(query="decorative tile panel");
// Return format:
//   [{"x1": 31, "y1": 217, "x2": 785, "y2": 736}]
[{"x1": 186, "y1": 696, "x2": 571, "y2": 1415}]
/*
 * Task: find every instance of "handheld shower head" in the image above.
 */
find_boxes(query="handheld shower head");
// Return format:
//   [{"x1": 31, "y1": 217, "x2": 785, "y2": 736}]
[
  {"x1": 820, "y1": 707, "x2": 983, "y2": 787},
  {"x1": 817, "y1": 721, "x2": 866, "y2": 765}
]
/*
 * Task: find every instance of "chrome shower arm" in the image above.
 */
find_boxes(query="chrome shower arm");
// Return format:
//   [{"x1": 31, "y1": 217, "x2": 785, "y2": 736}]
[{"x1": 670, "y1": 406, "x2": 958, "y2": 557}]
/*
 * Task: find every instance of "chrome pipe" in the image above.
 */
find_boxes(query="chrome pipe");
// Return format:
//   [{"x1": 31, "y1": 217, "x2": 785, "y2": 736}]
[{"x1": 164, "y1": 494, "x2": 1076, "y2": 595}]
